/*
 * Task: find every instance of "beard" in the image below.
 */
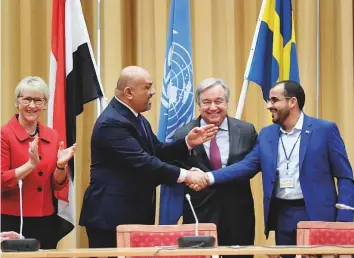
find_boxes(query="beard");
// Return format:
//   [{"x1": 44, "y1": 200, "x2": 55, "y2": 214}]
[
  {"x1": 271, "y1": 108, "x2": 290, "y2": 125},
  {"x1": 143, "y1": 102, "x2": 152, "y2": 112}
]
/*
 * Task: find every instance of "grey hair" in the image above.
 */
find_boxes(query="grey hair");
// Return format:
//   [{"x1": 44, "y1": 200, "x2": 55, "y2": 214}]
[
  {"x1": 195, "y1": 78, "x2": 230, "y2": 106},
  {"x1": 14, "y1": 76, "x2": 49, "y2": 107}
]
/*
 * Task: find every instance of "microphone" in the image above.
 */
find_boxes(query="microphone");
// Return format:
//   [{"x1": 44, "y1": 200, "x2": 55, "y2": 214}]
[
  {"x1": 177, "y1": 194, "x2": 215, "y2": 248},
  {"x1": 1, "y1": 180, "x2": 40, "y2": 252},
  {"x1": 18, "y1": 180, "x2": 24, "y2": 239},
  {"x1": 186, "y1": 194, "x2": 199, "y2": 236},
  {"x1": 336, "y1": 203, "x2": 354, "y2": 211}
]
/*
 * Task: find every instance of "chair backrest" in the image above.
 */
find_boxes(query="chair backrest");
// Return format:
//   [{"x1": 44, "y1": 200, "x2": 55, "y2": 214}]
[
  {"x1": 296, "y1": 221, "x2": 354, "y2": 258},
  {"x1": 116, "y1": 223, "x2": 218, "y2": 258}
]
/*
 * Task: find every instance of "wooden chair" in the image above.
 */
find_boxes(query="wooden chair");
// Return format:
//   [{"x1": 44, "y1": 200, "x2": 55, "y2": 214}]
[
  {"x1": 116, "y1": 223, "x2": 218, "y2": 258},
  {"x1": 296, "y1": 221, "x2": 354, "y2": 258}
]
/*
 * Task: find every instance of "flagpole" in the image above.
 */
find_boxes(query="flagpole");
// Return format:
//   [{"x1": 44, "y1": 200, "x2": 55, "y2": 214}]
[
  {"x1": 316, "y1": 0, "x2": 320, "y2": 118},
  {"x1": 235, "y1": 0, "x2": 268, "y2": 119},
  {"x1": 96, "y1": 0, "x2": 101, "y2": 118}
]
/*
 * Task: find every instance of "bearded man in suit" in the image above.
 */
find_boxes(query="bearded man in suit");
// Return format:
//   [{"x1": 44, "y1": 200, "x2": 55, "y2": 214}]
[{"x1": 189, "y1": 80, "x2": 354, "y2": 258}]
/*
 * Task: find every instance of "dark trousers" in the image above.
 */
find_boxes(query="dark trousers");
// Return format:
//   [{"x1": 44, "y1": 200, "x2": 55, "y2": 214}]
[
  {"x1": 1, "y1": 214, "x2": 59, "y2": 249},
  {"x1": 86, "y1": 227, "x2": 117, "y2": 248},
  {"x1": 272, "y1": 199, "x2": 310, "y2": 258},
  {"x1": 217, "y1": 206, "x2": 254, "y2": 258},
  {"x1": 85, "y1": 227, "x2": 117, "y2": 258},
  {"x1": 184, "y1": 203, "x2": 255, "y2": 258}
]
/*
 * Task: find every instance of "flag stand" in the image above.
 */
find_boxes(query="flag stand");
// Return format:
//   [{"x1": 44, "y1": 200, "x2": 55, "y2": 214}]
[{"x1": 235, "y1": 0, "x2": 267, "y2": 119}]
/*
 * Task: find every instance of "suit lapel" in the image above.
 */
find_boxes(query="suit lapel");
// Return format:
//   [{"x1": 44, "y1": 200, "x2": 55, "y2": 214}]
[
  {"x1": 195, "y1": 144, "x2": 213, "y2": 170},
  {"x1": 112, "y1": 98, "x2": 154, "y2": 153},
  {"x1": 226, "y1": 117, "x2": 241, "y2": 166},
  {"x1": 299, "y1": 115, "x2": 313, "y2": 171},
  {"x1": 268, "y1": 125, "x2": 280, "y2": 174},
  {"x1": 139, "y1": 117, "x2": 154, "y2": 153},
  {"x1": 192, "y1": 118, "x2": 214, "y2": 171}
]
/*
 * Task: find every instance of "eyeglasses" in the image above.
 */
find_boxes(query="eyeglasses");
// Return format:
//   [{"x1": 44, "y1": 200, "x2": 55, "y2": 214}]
[
  {"x1": 18, "y1": 96, "x2": 46, "y2": 106},
  {"x1": 266, "y1": 97, "x2": 291, "y2": 105},
  {"x1": 201, "y1": 99, "x2": 226, "y2": 107}
]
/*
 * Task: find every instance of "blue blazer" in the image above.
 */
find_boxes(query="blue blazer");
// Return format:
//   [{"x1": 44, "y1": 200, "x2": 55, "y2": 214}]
[
  {"x1": 212, "y1": 114, "x2": 354, "y2": 236},
  {"x1": 79, "y1": 98, "x2": 190, "y2": 230}
]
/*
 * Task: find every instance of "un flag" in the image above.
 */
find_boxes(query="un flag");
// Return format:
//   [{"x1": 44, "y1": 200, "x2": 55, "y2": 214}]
[{"x1": 158, "y1": 0, "x2": 194, "y2": 225}]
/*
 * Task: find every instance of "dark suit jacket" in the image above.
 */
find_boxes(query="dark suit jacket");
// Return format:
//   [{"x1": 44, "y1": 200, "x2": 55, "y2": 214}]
[
  {"x1": 79, "y1": 97, "x2": 190, "y2": 230},
  {"x1": 174, "y1": 116, "x2": 257, "y2": 245},
  {"x1": 212, "y1": 114, "x2": 354, "y2": 237}
]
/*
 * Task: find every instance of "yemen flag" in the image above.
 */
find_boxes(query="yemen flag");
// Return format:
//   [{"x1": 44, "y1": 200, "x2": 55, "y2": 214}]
[{"x1": 48, "y1": 0, "x2": 106, "y2": 241}]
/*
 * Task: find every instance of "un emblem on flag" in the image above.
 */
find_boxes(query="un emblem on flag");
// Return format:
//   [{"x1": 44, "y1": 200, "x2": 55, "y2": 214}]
[{"x1": 162, "y1": 41, "x2": 194, "y2": 142}]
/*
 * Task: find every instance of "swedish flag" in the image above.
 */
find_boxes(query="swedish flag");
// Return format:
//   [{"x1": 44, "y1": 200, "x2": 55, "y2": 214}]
[{"x1": 247, "y1": 0, "x2": 300, "y2": 100}]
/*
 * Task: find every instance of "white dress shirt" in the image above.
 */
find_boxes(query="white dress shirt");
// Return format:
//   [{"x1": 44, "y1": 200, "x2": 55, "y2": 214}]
[
  {"x1": 115, "y1": 97, "x2": 187, "y2": 182},
  {"x1": 208, "y1": 113, "x2": 306, "y2": 193},
  {"x1": 201, "y1": 117, "x2": 229, "y2": 168},
  {"x1": 276, "y1": 112, "x2": 304, "y2": 199}
]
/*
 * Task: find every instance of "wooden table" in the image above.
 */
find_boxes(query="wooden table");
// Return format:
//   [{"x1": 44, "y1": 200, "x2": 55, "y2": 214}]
[{"x1": 1, "y1": 246, "x2": 354, "y2": 258}]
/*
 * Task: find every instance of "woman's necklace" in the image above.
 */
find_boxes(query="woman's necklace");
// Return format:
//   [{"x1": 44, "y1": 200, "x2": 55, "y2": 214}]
[{"x1": 29, "y1": 124, "x2": 39, "y2": 137}]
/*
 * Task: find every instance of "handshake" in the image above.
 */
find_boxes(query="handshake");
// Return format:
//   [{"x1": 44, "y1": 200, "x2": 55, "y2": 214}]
[{"x1": 184, "y1": 168, "x2": 210, "y2": 191}]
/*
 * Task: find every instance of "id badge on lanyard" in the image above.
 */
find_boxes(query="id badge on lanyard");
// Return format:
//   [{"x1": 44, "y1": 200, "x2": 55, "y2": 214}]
[
  {"x1": 279, "y1": 133, "x2": 301, "y2": 189},
  {"x1": 279, "y1": 176, "x2": 295, "y2": 188}
]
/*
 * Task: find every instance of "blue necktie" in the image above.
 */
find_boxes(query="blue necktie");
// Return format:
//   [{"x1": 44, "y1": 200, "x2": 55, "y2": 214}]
[{"x1": 137, "y1": 114, "x2": 148, "y2": 139}]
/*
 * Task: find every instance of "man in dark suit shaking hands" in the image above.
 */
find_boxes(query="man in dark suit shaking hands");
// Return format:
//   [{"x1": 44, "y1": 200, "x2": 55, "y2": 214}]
[
  {"x1": 174, "y1": 78, "x2": 257, "y2": 258},
  {"x1": 79, "y1": 66, "x2": 217, "y2": 248}
]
